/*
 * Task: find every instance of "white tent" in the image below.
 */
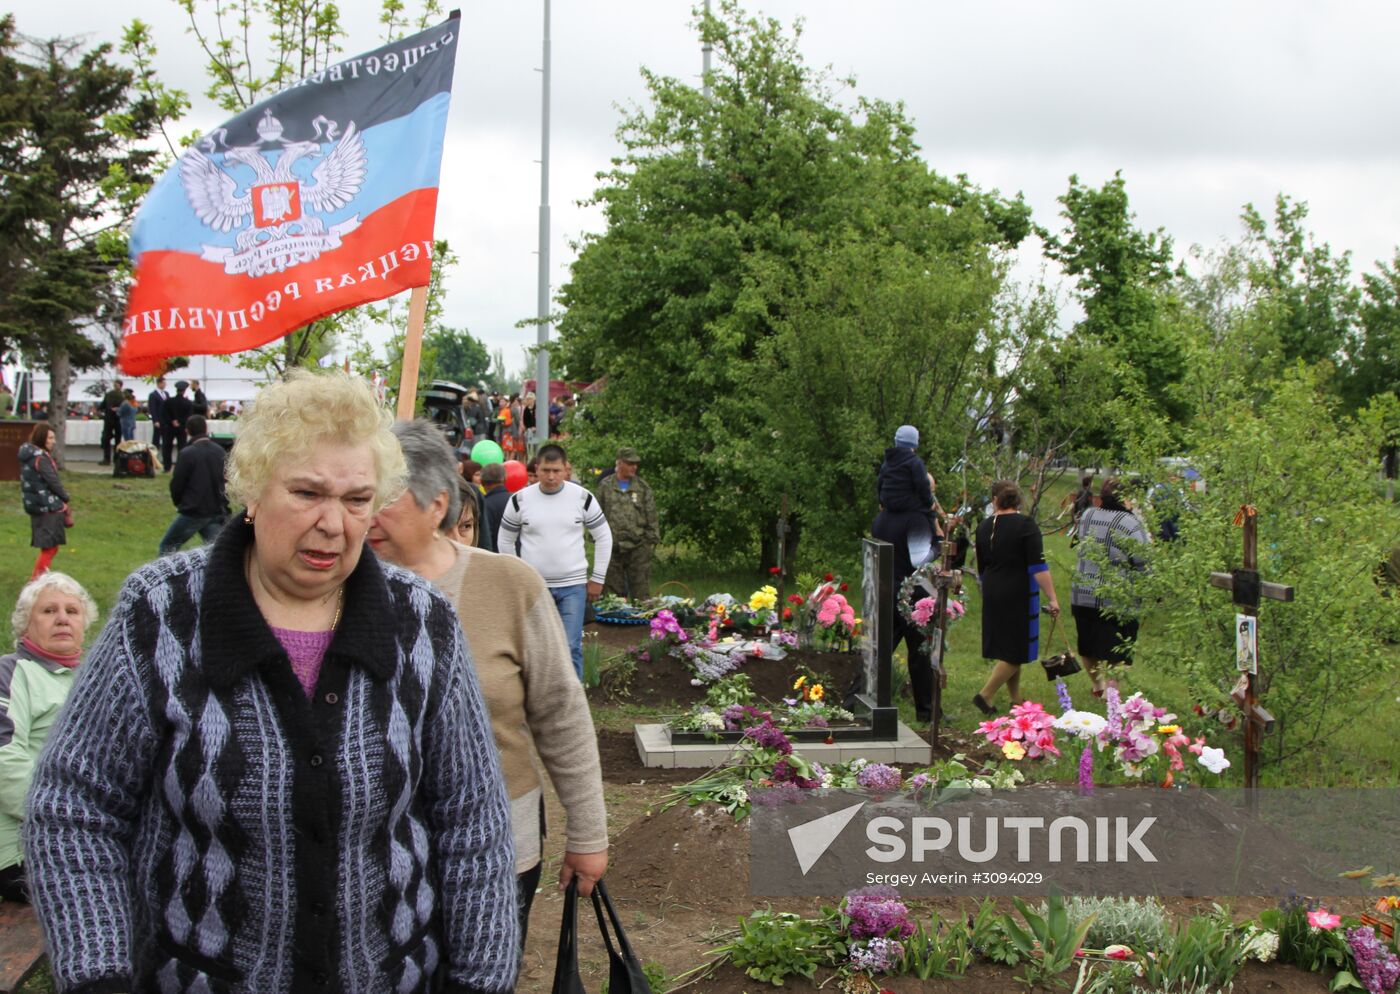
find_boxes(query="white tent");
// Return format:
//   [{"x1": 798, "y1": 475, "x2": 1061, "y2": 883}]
[{"x1": 6, "y1": 353, "x2": 268, "y2": 407}]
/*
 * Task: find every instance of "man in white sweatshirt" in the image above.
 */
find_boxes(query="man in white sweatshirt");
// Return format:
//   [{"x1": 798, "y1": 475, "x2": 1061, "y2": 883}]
[{"x1": 497, "y1": 443, "x2": 613, "y2": 680}]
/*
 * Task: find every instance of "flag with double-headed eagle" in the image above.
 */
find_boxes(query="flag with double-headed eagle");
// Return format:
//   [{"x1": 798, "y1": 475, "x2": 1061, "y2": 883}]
[{"x1": 117, "y1": 16, "x2": 460, "y2": 375}]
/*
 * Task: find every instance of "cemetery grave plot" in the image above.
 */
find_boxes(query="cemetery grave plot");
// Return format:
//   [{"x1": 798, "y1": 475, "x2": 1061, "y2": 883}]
[{"x1": 519, "y1": 756, "x2": 1376, "y2": 994}]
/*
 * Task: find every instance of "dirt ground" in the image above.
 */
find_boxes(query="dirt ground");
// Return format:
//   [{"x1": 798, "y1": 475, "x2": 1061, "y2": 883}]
[{"x1": 515, "y1": 623, "x2": 1368, "y2": 993}]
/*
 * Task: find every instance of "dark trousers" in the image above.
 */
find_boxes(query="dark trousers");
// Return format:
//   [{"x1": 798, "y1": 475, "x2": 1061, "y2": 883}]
[
  {"x1": 161, "y1": 425, "x2": 186, "y2": 471},
  {"x1": 101, "y1": 415, "x2": 121, "y2": 462},
  {"x1": 159, "y1": 513, "x2": 226, "y2": 556},
  {"x1": 898, "y1": 616, "x2": 934, "y2": 717},
  {"x1": 517, "y1": 861, "x2": 543, "y2": 952}
]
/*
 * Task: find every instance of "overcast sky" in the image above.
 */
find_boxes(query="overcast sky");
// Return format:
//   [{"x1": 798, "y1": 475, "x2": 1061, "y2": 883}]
[{"x1": 9, "y1": 1, "x2": 1400, "y2": 376}]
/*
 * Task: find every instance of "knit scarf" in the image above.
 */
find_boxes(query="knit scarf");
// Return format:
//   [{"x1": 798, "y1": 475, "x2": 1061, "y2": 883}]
[{"x1": 21, "y1": 635, "x2": 81, "y2": 668}]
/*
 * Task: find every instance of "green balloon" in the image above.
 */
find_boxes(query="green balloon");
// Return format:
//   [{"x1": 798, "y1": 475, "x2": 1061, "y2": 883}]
[{"x1": 471, "y1": 440, "x2": 504, "y2": 465}]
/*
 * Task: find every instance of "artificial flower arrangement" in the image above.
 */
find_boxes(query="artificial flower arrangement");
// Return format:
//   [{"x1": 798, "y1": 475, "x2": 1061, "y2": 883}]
[
  {"x1": 791, "y1": 572, "x2": 863, "y2": 651},
  {"x1": 977, "y1": 681, "x2": 1232, "y2": 790},
  {"x1": 896, "y1": 564, "x2": 966, "y2": 648}
]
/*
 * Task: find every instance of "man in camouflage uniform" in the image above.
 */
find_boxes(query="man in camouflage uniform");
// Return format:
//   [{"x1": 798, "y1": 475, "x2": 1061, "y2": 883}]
[{"x1": 595, "y1": 446, "x2": 659, "y2": 600}]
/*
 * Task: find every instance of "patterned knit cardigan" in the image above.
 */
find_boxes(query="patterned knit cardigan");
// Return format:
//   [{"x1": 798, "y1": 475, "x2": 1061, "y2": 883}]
[{"x1": 24, "y1": 517, "x2": 520, "y2": 994}]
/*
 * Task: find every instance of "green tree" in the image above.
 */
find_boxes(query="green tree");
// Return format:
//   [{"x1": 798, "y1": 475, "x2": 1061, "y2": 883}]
[
  {"x1": 1344, "y1": 250, "x2": 1400, "y2": 413},
  {"x1": 429, "y1": 327, "x2": 492, "y2": 388},
  {"x1": 1240, "y1": 194, "x2": 1358, "y2": 370},
  {"x1": 1039, "y1": 172, "x2": 1191, "y2": 450},
  {"x1": 0, "y1": 17, "x2": 159, "y2": 458},
  {"x1": 555, "y1": 1, "x2": 1030, "y2": 561}
]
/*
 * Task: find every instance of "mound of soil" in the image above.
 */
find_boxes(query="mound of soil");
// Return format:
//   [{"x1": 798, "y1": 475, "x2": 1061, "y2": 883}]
[
  {"x1": 609, "y1": 802, "x2": 755, "y2": 913},
  {"x1": 589, "y1": 643, "x2": 866, "y2": 711}
]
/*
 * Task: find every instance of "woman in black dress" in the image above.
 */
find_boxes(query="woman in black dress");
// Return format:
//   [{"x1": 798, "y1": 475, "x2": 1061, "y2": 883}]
[{"x1": 972, "y1": 481, "x2": 1060, "y2": 714}]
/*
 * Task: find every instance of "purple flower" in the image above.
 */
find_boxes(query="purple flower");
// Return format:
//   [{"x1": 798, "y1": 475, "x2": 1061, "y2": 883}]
[
  {"x1": 845, "y1": 888, "x2": 915, "y2": 940},
  {"x1": 856, "y1": 763, "x2": 903, "y2": 792},
  {"x1": 1119, "y1": 692, "x2": 1156, "y2": 726},
  {"x1": 1078, "y1": 746, "x2": 1094, "y2": 796},
  {"x1": 1055, "y1": 680, "x2": 1073, "y2": 712},
  {"x1": 849, "y1": 936, "x2": 905, "y2": 973},
  {"x1": 1346, "y1": 926, "x2": 1400, "y2": 994},
  {"x1": 806, "y1": 714, "x2": 830, "y2": 729},
  {"x1": 744, "y1": 722, "x2": 793, "y2": 755},
  {"x1": 908, "y1": 772, "x2": 932, "y2": 790}
]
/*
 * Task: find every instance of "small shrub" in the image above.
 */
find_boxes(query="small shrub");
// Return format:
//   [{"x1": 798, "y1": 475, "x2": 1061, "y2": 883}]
[{"x1": 1054, "y1": 895, "x2": 1169, "y2": 951}]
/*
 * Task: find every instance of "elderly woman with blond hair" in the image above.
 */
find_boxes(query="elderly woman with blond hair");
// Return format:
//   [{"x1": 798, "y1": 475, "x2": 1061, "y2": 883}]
[
  {"x1": 370, "y1": 420, "x2": 607, "y2": 947},
  {"x1": 25, "y1": 372, "x2": 519, "y2": 994},
  {"x1": 1, "y1": 572, "x2": 98, "y2": 904}
]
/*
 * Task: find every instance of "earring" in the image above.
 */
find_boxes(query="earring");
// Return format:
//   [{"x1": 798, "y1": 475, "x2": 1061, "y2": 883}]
[{"x1": 244, "y1": 513, "x2": 254, "y2": 524}]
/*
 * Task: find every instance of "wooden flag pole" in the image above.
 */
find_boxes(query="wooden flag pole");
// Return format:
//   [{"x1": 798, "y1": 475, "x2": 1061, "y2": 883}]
[{"x1": 396, "y1": 284, "x2": 430, "y2": 420}]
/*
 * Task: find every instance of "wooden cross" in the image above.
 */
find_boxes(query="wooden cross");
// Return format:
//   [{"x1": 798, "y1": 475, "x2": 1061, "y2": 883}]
[
  {"x1": 775, "y1": 493, "x2": 790, "y2": 611},
  {"x1": 1207, "y1": 505, "x2": 1295, "y2": 790}
]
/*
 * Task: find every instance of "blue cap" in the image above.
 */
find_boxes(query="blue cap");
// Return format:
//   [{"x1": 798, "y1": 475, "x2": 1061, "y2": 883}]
[{"x1": 894, "y1": 425, "x2": 919, "y2": 449}]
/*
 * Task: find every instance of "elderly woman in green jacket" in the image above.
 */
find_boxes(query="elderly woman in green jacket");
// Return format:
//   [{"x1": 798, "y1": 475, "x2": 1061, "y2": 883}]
[{"x1": 1, "y1": 572, "x2": 98, "y2": 903}]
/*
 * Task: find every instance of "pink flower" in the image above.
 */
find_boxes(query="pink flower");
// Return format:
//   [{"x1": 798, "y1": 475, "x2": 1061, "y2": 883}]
[
  {"x1": 1307, "y1": 910, "x2": 1341, "y2": 931},
  {"x1": 1187, "y1": 736, "x2": 1206, "y2": 756},
  {"x1": 1104, "y1": 944, "x2": 1133, "y2": 960}
]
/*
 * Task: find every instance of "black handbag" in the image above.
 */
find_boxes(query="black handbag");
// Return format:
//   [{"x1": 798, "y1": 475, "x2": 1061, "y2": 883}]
[
  {"x1": 551, "y1": 880, "x2": 653, "y2": 994},
  {"x1": 1040, "y1": 615, "x2": 1082, "y2": 681}
]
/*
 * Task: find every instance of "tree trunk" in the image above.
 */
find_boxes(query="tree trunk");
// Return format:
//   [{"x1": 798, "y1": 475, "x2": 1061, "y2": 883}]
[{"x1": 47, "y1": 347, "x2": 71, "y2": 468}]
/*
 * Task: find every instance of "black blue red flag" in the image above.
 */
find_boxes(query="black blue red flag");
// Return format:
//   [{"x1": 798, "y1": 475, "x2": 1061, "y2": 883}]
[{"x1": 118, "y1": 17, "x2": 459, "y2": 375}]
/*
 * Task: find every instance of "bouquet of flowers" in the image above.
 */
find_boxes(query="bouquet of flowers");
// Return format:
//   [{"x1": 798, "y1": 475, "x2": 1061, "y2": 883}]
[
  {"x1": 810, "y1": 592, "x2": 857, "y2": 651},
  {"x1": 648, "y1": 609, "x2": 690, "y2": 652},
  {"x1": 1096, "y1": 688, "x2": 1229, "y2": 786},
  {"x1": 976, "y1": 701, "x2": 1061, "y2": 761}
]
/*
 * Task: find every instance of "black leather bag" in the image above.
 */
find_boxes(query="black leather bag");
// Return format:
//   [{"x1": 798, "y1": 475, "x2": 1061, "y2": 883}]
[
  {"x1": 551, "y1": 880, "x2": 652, "y2": 994},
  {"x1": 1040, "y1": 615, "x2": 1082, "y2": 681}
]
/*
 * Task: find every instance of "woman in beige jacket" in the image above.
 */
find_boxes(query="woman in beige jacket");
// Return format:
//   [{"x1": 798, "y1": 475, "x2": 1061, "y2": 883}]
[{"x1": 370, "y1": 419, "x2": 608, "y2": 949}]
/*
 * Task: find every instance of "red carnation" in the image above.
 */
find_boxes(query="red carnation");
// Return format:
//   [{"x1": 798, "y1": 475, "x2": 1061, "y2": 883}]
[
  {"x1": 769, "y1": 566, "x2": 781, "y2": 575},
  {"x1": 783, "y1": 608, "x2": 793, "y2": 620},
  {"x1": 840, "y1": 583, "x2": 849, "y2": 592},
  {"x1": 824, "y1": 572, "x2": 834, "y2": 582}
]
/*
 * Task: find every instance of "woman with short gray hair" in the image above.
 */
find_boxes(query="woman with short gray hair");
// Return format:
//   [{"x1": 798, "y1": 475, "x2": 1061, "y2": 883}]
[{"x1": 2, "y1": 572, "x2": 98, "y2": 903}]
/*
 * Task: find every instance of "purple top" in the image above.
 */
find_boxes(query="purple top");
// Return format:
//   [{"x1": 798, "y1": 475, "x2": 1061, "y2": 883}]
[{"x1": 270, "y1": 625, "x2": 335, "y2": 698}]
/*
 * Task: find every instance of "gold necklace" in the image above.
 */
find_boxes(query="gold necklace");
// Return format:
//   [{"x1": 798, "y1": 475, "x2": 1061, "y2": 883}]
[{"x1": 331, "y1": 585, "x2": 345, "y2": 631}]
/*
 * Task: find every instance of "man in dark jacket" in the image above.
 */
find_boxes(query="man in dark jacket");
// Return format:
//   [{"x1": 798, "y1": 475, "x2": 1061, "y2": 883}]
[
  {"x1": 99, "y1": 379, "x2": 124, "y2": 465},
  {"x1": 157, "y1": 415, "x2": 228, "y2": 555},
  {"x1": 190, "y1": 379, "x2": 209, "y2": 417},
  {"x1": 480, "y1": 461, "x2": 510, "y2": 552},
  {"x1": 147, "y1": 376, "x2": 168, "y2": 456},
  {"x1": 871, "y1": 424, "x2": 941, "y2": 724},
  {"x1": 161, "y1": 380, "x2": 194, "y2": 472}
]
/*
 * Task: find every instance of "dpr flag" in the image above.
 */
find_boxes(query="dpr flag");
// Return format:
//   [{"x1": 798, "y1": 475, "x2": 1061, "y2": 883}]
[{"x1": 117, "y1": 17, "x2": 460, "y2": 376}]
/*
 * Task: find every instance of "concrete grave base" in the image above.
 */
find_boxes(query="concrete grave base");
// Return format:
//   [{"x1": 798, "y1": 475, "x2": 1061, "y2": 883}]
[{"x1": 633, "y1": 722, "x2": 932, "y2": 769}]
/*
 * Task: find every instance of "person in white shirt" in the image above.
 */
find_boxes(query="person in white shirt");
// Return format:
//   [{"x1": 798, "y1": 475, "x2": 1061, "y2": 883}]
[{"x1": 497, "y1": 443, "x2": 612, "y2": 679}]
